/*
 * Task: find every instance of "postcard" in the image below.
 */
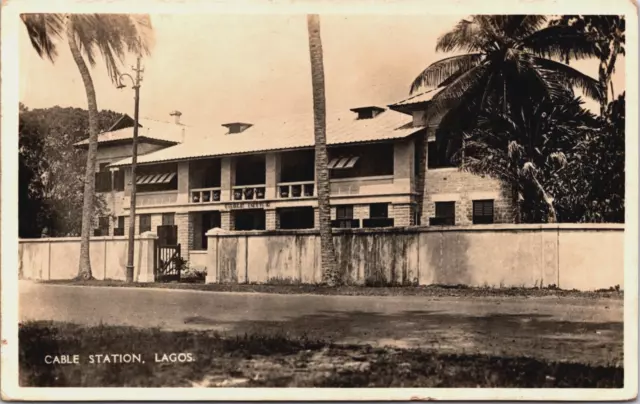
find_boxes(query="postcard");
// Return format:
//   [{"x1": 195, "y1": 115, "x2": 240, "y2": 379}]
[{"x1": 1, "y1": 0, "x2": 638, "y2": 400}]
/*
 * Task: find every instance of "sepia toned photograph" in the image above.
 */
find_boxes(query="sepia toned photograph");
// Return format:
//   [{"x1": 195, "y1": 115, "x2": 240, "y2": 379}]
[{"x1": 1, "y1": 0, "x2": 638, "y2": 400}]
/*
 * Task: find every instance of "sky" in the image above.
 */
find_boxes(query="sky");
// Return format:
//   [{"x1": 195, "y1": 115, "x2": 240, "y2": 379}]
[{"x1": 19, "y1": 14, "x2": 626, "y2": 128}]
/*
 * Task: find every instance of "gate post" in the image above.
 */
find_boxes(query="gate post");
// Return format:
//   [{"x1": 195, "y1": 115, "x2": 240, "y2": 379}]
[
  {"x1": 205, "y1": 228, "x2": 226, "y2": 283},
  {"x1": 136, "y1": 231, "x2": 158, "y2": 283}
]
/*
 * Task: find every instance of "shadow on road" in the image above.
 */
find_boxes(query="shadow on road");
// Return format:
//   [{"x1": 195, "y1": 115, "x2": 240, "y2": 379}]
[{"x1": 184, "y1": 310, "x2": 623, "y2": 365}]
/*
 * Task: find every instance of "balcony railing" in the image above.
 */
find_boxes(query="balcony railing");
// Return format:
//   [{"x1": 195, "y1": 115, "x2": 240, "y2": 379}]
[
  {"x1": 191, "y1": 187, "x2": 222, "y2": 203},
  {"x1": 278, "y1": 181, "x2": 315, "y2": 199},
  {"x1": 232, "y1": 184, "x2": 266, "y2": 201}
]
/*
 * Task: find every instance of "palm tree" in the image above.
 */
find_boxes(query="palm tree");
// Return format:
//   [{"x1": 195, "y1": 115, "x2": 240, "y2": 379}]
[
  {"x1": 306, "y1": 14, "x2": 338, "y2": 285},
  {"x1": 22, "y1": 13, "x2": 153, "y2": 280},
  {"x1": 411, "y1": 16, "x2": 602, "y2": 116},
  {"x1": 410, "y1": 15, "x2": 602, "y2": 224}
]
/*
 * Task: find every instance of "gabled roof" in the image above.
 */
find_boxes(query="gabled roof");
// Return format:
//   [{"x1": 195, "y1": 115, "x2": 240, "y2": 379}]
[
  {"x1": 388, "y1": 87, "x2": 446, "y2": 114},
  {"x1": 110, "y1": 109, "x2": 423, "y2": 167},
  {"x1": 73, "y1": 116, "x2": 186, "y2": 147}
]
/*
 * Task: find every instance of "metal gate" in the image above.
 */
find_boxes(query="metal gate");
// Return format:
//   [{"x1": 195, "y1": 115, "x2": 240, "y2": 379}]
[{"x1": 154, "y1": 242, "x2": 182, "y2": 282}]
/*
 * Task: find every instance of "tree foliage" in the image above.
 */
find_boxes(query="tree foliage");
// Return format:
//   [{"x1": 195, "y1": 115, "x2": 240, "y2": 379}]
[
  {"x1": 414, "y1": 15, "x2": 625, "y2": 223},
  {"x1": 19, "y1": 104, "x2": 122, "y2": 237},
  {"x1": 551, "y1": 93, "x2": 625, "y2": 223},
  {"x1": 455, "y1": 93, "x2": 624, "y2": 223},
  {"x1": 21, "y1": 14, "x2": 154, "y2": 84},
  {"x1": 550, "y1": 15, "x2": 625, "y2": 114},
  {"x1": 411, "y1": 15, "x2": 602, "y2": 121}
]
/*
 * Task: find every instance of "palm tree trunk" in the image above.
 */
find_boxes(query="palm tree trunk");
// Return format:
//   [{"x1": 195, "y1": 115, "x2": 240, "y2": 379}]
[
  {"x1": 530, "y1": 174, "x2": 557, "y2": 223},
  {"x1": 307, "y1": 14, "x2": 338, "y2": 286},
  {"x1": 67, "y1": 16, "x2": 97, "y2": 280},
  {"x1": 598, "y1": 61, "x2": 608, "y2": 116},
  {"x1": 604, "y1": 43, "x2": 620, "y2": 108},
  {"x1": 414, "y1": 130, "x2": 427, "y2": 226}
]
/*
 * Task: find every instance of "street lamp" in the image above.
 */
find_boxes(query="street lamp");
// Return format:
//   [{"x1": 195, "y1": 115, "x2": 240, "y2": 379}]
[{"x1": 117, "y1": 56, "x2": 143, "y2": 283}]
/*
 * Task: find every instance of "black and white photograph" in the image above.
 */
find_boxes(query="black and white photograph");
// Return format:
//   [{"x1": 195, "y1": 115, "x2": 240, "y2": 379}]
[{"x1": 1, "y1": 0, "x2": 638, "y2": 400}]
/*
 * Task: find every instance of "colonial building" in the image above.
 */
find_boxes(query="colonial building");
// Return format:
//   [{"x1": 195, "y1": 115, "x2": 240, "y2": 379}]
[{"x1": 75, "y1": 92, "x2": 513, "y2": 262}]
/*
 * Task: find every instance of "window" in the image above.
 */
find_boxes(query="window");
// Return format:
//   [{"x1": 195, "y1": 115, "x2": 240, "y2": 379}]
[
  {"x1": 113, "y1": 170, "x2": 125, "y2": 191},
  {"x1": 432, "y1": 201, "x2": 456, "y2": 226},
  {"x1": 473, "y1": 200, "x2": 494, "y2": 224},
  {"x1": 139, "y1": 214, "x2": 151, "y2": 234},
  {"x1": 332, "y1": 205, "x2": 359, "y2": 228},
  {"x1": 329, "y1": 143, "x2": 394, "y2": 179},
  {"x1": 190, "y1": 159, "x2": 221, "y2": 188},
  {"x1": 427, "y1": 141, "x2": 456, "y2": 169},
  {"x1": 278, "y1": 207, "x2": 315, "y2": 229},
  {"x1": 234, "y1": 209, "x2": 266, "y2": 231},
  {"x1": 162, "y1": 213, "x2": 175, "y2": 226},
  {"x1": 94, "y1": 216, "x2": 110, "y2": 236},
  {"x1": 95, "y1": 164, "x2": 112, "y2": 193},
  {"x1": 369, "y1": 203, "x2": 388, "y2": 219},
  {"x1": 235, "y1": 155, "x2": 266, "y2": 186},
  {"x1": 198, "y1": 211, "x2": 221, "y2": 250},
  {"x1": 137, "y1": 163, "x2": 178, "y2": 193},
  {"x1": 279, "y1": 150, "x2": 315, "y2": 183},
  {"x1": 363, "y1": 203, "x2": 394, "y2": 228},
  {"x1": 336, "y1": 205, "x2": 354, "y2": 220},
  {"x1": 114, "y1": 216, "x2": 126, "y2": 236}
]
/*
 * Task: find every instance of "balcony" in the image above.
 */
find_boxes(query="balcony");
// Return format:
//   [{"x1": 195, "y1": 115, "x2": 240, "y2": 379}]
[
  {"x1": 278, "y1": 181, "x2": 315, "y2": 199},
  {"x1": 191, "y1": 187, "x2": 222, "y2": 204},
  {"x1": 232, "y1": 185, "x2": 266, "y2": 201}
]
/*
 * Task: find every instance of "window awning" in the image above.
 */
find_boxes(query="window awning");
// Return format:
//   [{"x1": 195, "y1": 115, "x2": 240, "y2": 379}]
[
  {"x1": 136, "y1": 172, "x2": 177, "y2": 185},
  {"x1": 328, "y1": 156, "x2": 359, "y2": 170}
]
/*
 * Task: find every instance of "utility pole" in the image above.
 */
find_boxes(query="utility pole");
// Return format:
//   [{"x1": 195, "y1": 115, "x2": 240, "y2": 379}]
[{"x1": 118, "y1": 56, "x2": 143, "y2": 283}]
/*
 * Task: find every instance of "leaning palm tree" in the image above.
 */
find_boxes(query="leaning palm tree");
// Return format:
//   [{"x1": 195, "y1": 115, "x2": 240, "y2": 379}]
[
  {"x1": 22, "y1": 13, "x2": 153, "y2": 280},
  {"x1": 306, "y1": 14, "x2": 338, "y2": 285},
  {"x1": 410, "y1": 15, "x2": 602, "y2": 223}
]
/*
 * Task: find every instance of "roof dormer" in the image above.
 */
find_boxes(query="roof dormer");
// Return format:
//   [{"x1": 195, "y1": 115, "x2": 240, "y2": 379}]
[
  {"x1": 222, "y1": 122, "x2": 253, "y2": 134},
  {"x1": 350, "y1": 106, "x2": 385, "y2": 120}
]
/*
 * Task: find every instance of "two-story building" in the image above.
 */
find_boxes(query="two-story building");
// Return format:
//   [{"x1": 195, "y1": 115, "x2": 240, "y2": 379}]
[{"x1": 75, "y1": 92, "x2": 513, "y2": 264}]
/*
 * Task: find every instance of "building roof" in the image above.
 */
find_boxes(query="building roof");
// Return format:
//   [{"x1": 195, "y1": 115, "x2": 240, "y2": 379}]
[
  {"x1": 110, "y1": 108, "x2": 422, "y2": 167},
  {"x1": 74, "y1": 116, "x2": 186, "y2": 147},
  {"x1": 389, "y1": 87, "x2": 445, "y2": 108}
]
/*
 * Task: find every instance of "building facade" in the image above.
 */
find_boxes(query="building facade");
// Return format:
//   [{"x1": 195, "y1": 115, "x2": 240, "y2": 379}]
[{"x1": 76, "y1": 92, "x2": 514, "y2": 262}]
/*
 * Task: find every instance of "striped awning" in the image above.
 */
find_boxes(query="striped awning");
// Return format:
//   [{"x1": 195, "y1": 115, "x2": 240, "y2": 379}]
[
  {"x1": 328, "y1": 156, "x2": 359, "y2": 170},
  {"x1": 136, "y1": 172, "x2": 177, "y2": 185}
]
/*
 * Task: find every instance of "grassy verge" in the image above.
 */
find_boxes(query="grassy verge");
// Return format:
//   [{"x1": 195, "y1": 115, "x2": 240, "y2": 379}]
[
  {"x1": 19, "y1": 321, "x2": 623, "y2": 388},
  {"x1": 38, "y1": 279, "x2": 624, "y2": 299}
]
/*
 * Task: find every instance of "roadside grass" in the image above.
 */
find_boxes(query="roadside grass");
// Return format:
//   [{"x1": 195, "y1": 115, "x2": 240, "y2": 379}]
[
  {"x1": 38, "y1": 279, "x2": 624, "y2": 299},
  {"x1": 19, "y1": 321, "x2": 623, "y2": 388}
]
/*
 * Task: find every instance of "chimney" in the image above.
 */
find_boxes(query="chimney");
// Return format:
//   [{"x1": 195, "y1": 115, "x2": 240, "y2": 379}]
[
  {"x1": 169, "y1": 110, "x2": 182, "y2": 124},
  {"x1": 222, "y1": 122, "x2": 253, "y2": 134},
  {"x1": 350, "y1": 106, "x2": 385, "y2": 120}
]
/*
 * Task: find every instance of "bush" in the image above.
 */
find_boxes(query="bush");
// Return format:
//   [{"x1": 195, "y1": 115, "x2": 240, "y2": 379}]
[{"x1": 181, "y1": 265, "x2": 206, "y2": 283}]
